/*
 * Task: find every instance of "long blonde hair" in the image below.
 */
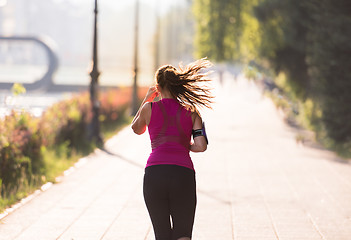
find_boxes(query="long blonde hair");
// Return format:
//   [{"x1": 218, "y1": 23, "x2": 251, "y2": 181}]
[{"x1": 155, "y1": 58, "x2": 214, "y2": 113}]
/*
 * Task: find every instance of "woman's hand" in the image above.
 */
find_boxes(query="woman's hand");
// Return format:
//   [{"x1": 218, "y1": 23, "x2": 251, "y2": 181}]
[{"x1": 145, "y1": 86, "x2": 159, "y2": 102}]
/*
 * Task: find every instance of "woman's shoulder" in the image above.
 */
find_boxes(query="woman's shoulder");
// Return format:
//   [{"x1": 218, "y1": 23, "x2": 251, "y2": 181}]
[
  {"x1": 140, "y1": 102, "x2": 152, "y2": 116},
  {"x1": 142, "y1": 101, "x2": 152, "y2": 109}
]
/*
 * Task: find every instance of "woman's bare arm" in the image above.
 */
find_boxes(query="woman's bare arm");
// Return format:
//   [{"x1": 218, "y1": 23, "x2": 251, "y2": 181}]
[
  {"x1": 131, "y1": 86, "x2": 158, "y2": 135},
  {"x1": 190, "y1": 113, "x2": 207, "y2": 152}
]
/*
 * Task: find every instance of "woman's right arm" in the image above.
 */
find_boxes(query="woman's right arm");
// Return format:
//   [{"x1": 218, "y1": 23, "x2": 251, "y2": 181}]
[
  {"x1": 131, "y1": 86, "x2": 158, "y2": 135},
  {"x1": 190, "y1": 113, "x2": 207, "y2": 152}
]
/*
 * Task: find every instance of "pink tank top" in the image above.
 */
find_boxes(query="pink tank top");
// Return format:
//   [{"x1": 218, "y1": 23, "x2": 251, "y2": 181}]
[{"x1": 146, "y1": 98, "x2": 194, "y2": 170}]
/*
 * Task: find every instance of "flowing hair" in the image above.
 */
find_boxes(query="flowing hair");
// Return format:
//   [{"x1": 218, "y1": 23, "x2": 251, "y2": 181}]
[{"x1": 155, "y1": 58, "x2": 214, "y2": 113}]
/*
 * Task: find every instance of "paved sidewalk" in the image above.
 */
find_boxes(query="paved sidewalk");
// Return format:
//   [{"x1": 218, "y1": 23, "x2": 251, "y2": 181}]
[{"x1": 1, "y1": 75, "x2": 351, "y2": 240}]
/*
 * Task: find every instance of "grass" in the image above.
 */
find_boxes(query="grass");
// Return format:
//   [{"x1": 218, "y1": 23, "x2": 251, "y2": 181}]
[
  {"x1": 101, "y1": 114, "x2": 131, "y2": 140},
  {"x1": 44, "y1": 112, "x2": 131, "y2": 184},
  {"x1": 0, "y1": 114, "x2": 131, "y2": 213}
]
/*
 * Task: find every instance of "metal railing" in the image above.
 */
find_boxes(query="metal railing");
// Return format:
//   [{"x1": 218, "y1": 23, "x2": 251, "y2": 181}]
[{"x1": 0, "y1": 35, "x2": 59, "y2": 92}]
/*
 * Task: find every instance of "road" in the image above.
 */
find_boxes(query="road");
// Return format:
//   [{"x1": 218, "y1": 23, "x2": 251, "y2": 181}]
[{"x1": 0, "y1": 74, "x2": 351, "y2": 240}]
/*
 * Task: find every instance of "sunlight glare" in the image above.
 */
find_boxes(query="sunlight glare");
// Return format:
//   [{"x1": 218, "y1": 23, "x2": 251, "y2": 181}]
[{"x1": 0, "y1": 0, "x2": 7, "y2": 8}]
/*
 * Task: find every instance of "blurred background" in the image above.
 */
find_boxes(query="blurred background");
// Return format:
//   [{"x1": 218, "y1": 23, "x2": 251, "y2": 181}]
[
  {"x1": 0, "y1": 0, "x2": 350, "y2": 145},
  {"x1": 0, "y1": 0, "x2": 196, "y2": 118},
  {"x1": 0, "y1": 0, "x2": 193, "y2": 87},
  {"x1": 0, "y1": 0, "x2": 350, "y2": 214}
]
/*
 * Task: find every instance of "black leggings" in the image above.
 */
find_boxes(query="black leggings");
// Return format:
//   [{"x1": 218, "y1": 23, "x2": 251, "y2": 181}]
[{"x1": 143, "y1": 165, "x2": 197, "y2": 240}]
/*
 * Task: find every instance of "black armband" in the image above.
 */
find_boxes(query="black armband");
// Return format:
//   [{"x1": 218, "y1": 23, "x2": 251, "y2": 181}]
[
  {"x1": 192, "y1": 129, "x2": 204, "y2": 138},
  {"x1": 192, "y1": 122, "x2": 209, "y2": 144}
]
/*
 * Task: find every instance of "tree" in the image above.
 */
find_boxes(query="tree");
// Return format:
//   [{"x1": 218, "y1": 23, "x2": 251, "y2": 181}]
[
  {"x1": 305, "y1": 0, "x2": 351, "y2": 143},
  {"x1": 193, "y1": 0, "x2": 243, "y2": 62},
  {"x1": 158, "y1": 2, "x2": 195, "y2": 65},
  {"x1": 192, "y1": 0, "x2": 351, "y2": 145},
  {"x1": 254, "y1": 0, "x2": 311, "y2": 99}
]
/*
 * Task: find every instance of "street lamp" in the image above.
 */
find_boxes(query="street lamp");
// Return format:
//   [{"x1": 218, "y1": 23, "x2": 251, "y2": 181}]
[
  {"x1": 89, "y1": 0, "x2": 102, "y2": 145},
  {"x1": 131, "y1": 0, "x2": 140, "y2": 116},
  {"x1": 154, "y1": 0, "x2": 160, "y2": 72},
  {"x1": 0, "y1": 0, "x2": 8, "y2": 34}
]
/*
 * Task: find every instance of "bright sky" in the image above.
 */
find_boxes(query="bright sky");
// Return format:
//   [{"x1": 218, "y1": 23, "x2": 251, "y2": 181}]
[
  {"x1": 65, "y1": 0, "x2": 184, "y2": 14},
  {"x1": 0, "y1": 0, "x2": 7, "y2": 8},
  {"x1": 0, "y1": 0, "x2": 183, "y2": 12}
]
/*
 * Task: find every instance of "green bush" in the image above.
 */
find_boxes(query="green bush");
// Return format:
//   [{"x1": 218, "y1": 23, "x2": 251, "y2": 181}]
[
  {"x1": 252, "y1": 0, "x2": 351, "y2": 154},
  {"x1": 0, "y1": 112, "x2": 43, "y2": 198},
  {"x1": 305, "y1": 0, "x2": 351, "y2": 144},
  {"x1": 0, "y1": 87, "x2": 147, "y2": 210},
  {"x1": 40, "y1": 93, "x2": 92, "y2": 153}
]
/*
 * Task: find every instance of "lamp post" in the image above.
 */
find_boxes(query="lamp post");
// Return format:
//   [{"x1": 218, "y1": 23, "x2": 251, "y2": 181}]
[
  {"x1": 154, "y1": 0, "x2": 160, "y2": 72},
  {"x1": 89, "y1": 0, "x2": 102, "y2": 144},
  {"x1": 131, "y1": 0, "x2": 140, "y2": 116},
  {"x1": 0, "y1": 0, "x2": 8, "y2": 34}
]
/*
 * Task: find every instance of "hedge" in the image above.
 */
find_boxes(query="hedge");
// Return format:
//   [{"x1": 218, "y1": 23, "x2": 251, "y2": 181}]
[{"x1": 0, "y1": 86, "x2": 147, "y2": 210}]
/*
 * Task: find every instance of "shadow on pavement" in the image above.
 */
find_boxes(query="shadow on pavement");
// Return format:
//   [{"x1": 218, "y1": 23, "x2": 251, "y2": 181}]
[
  {"x1": 99, "y1": 147, "x2": 233, "y2": 206},
  {"x1": 99, "y1": 147, "x2": 145, "y2": 169}
]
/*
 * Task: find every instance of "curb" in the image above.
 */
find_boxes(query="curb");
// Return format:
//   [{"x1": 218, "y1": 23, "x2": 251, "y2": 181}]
[{"x1": 0, "y1": 156, "x2": 89, "y2": 221}]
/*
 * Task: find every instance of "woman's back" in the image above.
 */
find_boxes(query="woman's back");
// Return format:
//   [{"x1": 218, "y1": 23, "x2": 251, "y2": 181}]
[{"x1": 147, "y1": 98, "x2": 194, "y2": 170}]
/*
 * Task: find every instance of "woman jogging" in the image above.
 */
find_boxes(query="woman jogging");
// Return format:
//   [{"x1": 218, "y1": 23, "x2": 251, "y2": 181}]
[{"x1": 131, "y1": 58, "x2": 214, "y2": 240}]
